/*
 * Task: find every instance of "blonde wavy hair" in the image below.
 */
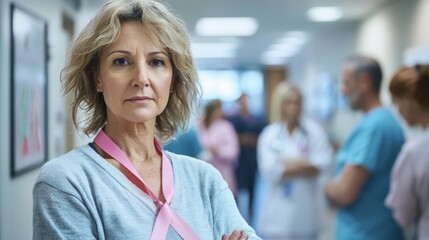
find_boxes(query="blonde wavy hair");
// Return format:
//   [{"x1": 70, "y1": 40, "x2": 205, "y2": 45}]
[
  {"x1": 61, "y1": 0, "x2": 200, "y2": 141},
  {"x1": 269, "y1": 81, "x2": 302, "y2": 122}
]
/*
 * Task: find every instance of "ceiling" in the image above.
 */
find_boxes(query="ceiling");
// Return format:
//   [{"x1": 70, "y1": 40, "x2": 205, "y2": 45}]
[{"x1": 85, "y1": 0, "x2": 394, "y2": 69}]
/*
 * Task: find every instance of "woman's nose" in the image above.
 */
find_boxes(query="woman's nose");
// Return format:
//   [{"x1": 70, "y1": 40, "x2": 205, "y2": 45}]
[{"x1": 132, "y1": 63, "x2": 150, "y2": 88}]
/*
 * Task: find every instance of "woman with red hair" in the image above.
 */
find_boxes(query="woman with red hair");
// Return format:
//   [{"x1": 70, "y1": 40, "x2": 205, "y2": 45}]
[{"x1": 386, "y1": 64, "x2": 429, "y2": 239}]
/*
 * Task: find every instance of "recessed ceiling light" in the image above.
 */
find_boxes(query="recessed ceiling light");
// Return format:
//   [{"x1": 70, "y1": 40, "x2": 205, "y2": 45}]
[
  {"x1": 195, "y1": 17, "x2": 258, "y2": 36},
  {"x1": 307, "y1": 7, "x2": 343, "y2": 22},
  {"x1": 268, "y1": 44, "x2": 298, "y2": 55},
  {"x1": 262, "y1": 49, "x2": 297, "y2": 59},
  {"x1": 278, "y1": 33, "x2": 308, "y2": 46},
  {"x1": 260, "y1": 31, "x2": 307, "y2": 63},
  {"x1": 260, "y1": 53, "x2": 288, "y2": 66}
]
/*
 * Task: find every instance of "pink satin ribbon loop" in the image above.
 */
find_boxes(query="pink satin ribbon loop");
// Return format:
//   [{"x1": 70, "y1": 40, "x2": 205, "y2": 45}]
[{"x1": 94, "y1": 130, "x2": 200, "y2": 240}]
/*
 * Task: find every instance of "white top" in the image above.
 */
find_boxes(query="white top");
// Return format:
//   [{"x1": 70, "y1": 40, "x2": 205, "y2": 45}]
[
  {"x1": 257, "y1": 118, "x2": 333, "y2": 238},
  {"x1": 386, "y1": 128, "x2": 429, "y2": 239}
]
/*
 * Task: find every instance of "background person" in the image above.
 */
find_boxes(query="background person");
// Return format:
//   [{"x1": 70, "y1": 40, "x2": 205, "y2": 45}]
[
  {"x1": 32, "y1": 1, "x2": 260, "y2": 239},
  {"x1": 163, "y1": 120, "x2": 203, "y2": 158},
  {"x1": 386, "y1": 64, "x2": 429, "y2": 239},
  {"x1": 227, "y1": 93, "x2": 266, "y2": 222},
  {"x1": 197, "y1": 99, "x2": 240, "y2": 196},
  {"x1": 325, "y1": 55, "x2": 404, "y2": 240},
  {"x1": 257, "y1": 82, "x2": 332, "y2": 240}
]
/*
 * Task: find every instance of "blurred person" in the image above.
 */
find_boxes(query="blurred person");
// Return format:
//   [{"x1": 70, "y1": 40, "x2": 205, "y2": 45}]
[
  {"x1": 163, "y1": 120, "x2": 203, "y2": 158},
  {"x1": 227, "y1": 93, "x2": 266, "y2": 222},
  {"x1": 198, "y1": 99, "x2": 240, "y2": 196},
  {"x1": 257, "y1": 82, "x2": 333, "y2": 240},
  {"x1": 325, "y1": 55, "x2": 405, "y2": 240},
  {"x1": 386, "y1": 64, "x2": 429, "y2": 239},
  {"x1": 32, "y1": 0, "x2": 260, "y2": 239}
]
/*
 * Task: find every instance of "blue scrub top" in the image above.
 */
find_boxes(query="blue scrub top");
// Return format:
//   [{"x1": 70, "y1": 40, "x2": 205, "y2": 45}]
[{"x1": 335, "y1": 107, "x2": 405, "y2": 240}]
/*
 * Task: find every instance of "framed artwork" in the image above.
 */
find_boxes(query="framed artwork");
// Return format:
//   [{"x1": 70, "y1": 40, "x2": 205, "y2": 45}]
[{"x1": 10, "y1": 4, "x2": 48, "y2": 177}]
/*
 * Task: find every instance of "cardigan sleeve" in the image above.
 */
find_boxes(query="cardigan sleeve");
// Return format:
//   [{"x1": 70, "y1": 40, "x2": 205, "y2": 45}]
[
  {"x1": 210, "y1": 173, "x2": 262, "y2": 240},
  {"x1": 33, "y1": 182, "x2": 98, "y2": 240}
]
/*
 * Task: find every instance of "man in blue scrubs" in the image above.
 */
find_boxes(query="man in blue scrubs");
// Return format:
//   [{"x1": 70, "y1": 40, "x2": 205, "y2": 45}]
[{"x1": 325, "y1": 55, "x2": 404, "y2": 240}]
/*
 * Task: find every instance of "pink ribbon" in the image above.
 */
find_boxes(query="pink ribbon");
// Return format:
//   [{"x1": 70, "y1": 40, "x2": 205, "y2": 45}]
[{"x1": 94, "y1": 130, "x2": 200, "y2": 240}]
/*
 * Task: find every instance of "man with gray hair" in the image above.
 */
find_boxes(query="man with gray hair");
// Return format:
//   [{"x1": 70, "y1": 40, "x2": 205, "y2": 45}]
[{"x1": 325, "y1": 55, "x2": 405, "y2": 239}]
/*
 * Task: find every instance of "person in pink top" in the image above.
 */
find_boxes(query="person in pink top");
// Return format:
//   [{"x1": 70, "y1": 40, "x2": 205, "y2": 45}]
[
  {"x1": 386, "y1": 64, "x2": 429, "y2": 239},
  {"x1": 198, "y1": 99, "x2": 240, "y2": 196}
]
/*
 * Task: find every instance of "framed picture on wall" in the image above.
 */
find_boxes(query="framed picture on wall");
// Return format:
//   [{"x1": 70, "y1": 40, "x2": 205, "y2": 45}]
[{"x1": 10, "y1": 4, "x2": 48, "y2": 177}]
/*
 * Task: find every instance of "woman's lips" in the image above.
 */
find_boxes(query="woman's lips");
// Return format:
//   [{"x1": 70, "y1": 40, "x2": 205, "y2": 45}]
[{"x1": 126, "y1": 96, "x2": 152, "y2": 102}]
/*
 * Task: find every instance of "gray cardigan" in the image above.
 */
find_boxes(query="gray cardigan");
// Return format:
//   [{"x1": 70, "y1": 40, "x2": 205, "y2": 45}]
[{"x1": 33, "y1": 144, "x2": 260, "y2": 239}]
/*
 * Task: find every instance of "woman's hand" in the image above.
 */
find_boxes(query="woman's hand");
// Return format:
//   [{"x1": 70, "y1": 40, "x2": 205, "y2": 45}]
[{"x1": 222, "y1": 229, "x2": 248, "y2": 240}]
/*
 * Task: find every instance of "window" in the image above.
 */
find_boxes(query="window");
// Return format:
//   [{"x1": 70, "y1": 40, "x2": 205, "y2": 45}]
[{"x1": 198, "y1": 69, "x2": 265, "y2": 116}]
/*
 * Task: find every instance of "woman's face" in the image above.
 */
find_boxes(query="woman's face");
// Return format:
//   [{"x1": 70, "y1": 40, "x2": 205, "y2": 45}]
[
  {"x1": 281, "y1": 90, "x2": 302, "y2": 122},
  {"x1": 211, "y1": 104, "x2": 224, "y2": 121},
  {"x1": 97, "y1": 21, "x2": 173, "y2": 125},
  {"x1": 393, "y1": 96, "x2": 420, "y2": 126}
]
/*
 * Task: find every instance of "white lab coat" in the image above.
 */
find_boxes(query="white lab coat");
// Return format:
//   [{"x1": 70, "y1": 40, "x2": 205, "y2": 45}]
[{"x1": 257, "y1": 118, "x2": 333, "y2": 239}]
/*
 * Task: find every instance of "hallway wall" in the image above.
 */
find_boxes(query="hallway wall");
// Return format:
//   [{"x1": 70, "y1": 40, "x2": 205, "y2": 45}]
[
  {"x1": 0, "y1": 0, "x2": 75, "y2": 239},
  {"x1": 409, "y1": 0, "x2": 429, "y2": 47},
  {"x1": 356, "y1": 0, "x2": 420, "y2": 104},
  {"x1": 354, "y1": 0, "x2": 429, "y2": 141}
]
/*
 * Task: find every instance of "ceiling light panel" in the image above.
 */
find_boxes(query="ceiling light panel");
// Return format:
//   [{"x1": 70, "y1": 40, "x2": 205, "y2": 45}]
[
  {"x1": 260, "y1": 31, "x2": 308, "y2": 64},
  {"x1": 307, "y1": 7, "x2": 343, "y2": 22},
  {"x1": 195, "y1": 17, "x2": 258, "y2": 37}
]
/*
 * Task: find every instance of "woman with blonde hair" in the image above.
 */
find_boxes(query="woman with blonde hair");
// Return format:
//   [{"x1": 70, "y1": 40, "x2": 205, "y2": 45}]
[
  {"x1": 386, "y1": 64, "x2": 429, "y2": 239},
  {"x1": 257, "y1": 82, "x2": 332, "y2": 240},
  {"x1": 32, "y1": 0, "x2": 259, "y2": 239}
]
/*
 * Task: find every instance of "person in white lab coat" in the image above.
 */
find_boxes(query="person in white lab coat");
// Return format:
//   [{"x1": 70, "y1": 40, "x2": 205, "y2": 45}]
[{"x1": 257, "y1": 82, "x2": 333, "y2": 240}]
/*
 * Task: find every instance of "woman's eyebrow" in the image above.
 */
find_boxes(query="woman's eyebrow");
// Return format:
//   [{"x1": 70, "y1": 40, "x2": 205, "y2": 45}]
[
  {"x1": 148, "y1": 51, "x2": 168, "y2": 57},
  {"x1": 107, "y1": 50, "x2": 131, "y2": 57},
  {"x1": 106, "y1": 50, "x2": 168, "y2": 57}
]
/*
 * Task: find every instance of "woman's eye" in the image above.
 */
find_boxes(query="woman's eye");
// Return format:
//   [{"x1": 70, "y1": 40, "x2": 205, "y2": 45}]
[
  {"x1": 149, "y1": 59, "x2": 165, "y2": 67},
  {"x1": 113, "y1": 58, "x2": 130, "y2": 66}
]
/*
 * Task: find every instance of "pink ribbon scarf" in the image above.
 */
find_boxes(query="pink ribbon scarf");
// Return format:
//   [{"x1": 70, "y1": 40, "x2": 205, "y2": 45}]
[{"x1": 94, "y1": 129, "x2": 200, "y2": 240}]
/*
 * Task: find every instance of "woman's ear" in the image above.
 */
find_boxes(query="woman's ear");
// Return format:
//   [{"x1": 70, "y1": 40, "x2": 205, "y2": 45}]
[
  {"x1": 94, "y1": 72, "x2": 103, "y2": 92},
  {"x1": 169, "y1": 76, "x2": 176, "y2": 95},
  {"x1": 169, "y1": 84, "x2": 174, "y2": 95}
]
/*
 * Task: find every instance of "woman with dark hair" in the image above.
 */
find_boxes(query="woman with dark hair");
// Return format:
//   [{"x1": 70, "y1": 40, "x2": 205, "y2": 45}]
[
  {"x1": 386, "y1": 64, "x2": 429, "y2": 239},
  {"x1": 197, "y1": 99, "x2": 240, "y2": 196}
]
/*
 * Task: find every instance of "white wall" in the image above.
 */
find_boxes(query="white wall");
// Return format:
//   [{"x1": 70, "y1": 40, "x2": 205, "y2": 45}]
[
  {"x1": 0, "y1": 0, "x2": 4, "y2": 238},
  {"x1": 289, "y1": 23, "x2": 359, "y2": 85},
  {"x1": 356, "y1": 0, "x2": 417, "y2": 104},
  {"x1": 72, "y1": 0, "x2": 98, "y2": 147},
  {"x1": 410, "y1": 0, "x2": 429, "y2": 46},
  {"x1": 287, "y1": 23, "x2": 358, "y2": 127},
  {"x1": 0, "y1": 0, "x2": 75, "y2": 239}
]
